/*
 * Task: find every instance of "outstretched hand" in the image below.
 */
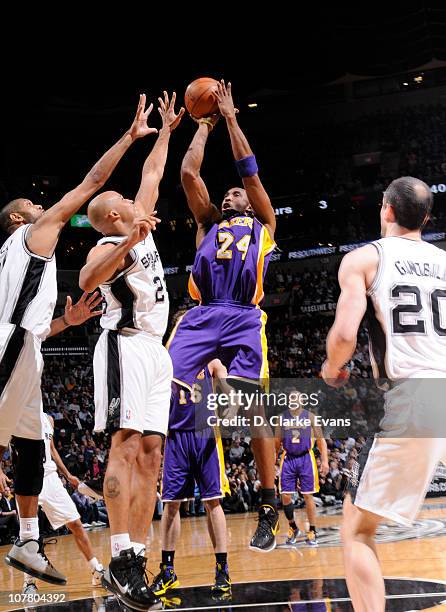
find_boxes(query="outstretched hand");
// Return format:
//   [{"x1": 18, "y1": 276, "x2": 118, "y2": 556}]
[
  {"x1": 158, "y1": 91, "x2": 185, "y2": 132},
  {"x1": 64, "y1": 292, "x2": 103, "y2": 326},
  {"x1": 128, "y1": 94, "x2": 159, "y2": 141},
  {"x1": 215, "y1": 80, "x2": 238, "y2": 119}
]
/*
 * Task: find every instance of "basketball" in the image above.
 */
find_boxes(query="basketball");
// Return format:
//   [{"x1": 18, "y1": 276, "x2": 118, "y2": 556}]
[{"x1": 185, "y1": 77, "x2": 219, "y2": 119}]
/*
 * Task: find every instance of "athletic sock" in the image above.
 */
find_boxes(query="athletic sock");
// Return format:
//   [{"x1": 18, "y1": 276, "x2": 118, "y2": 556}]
[
  {"x1": 309, "y1": 525, "x2": 317, "y2": 534},
  {"x1": 215, "y1": 552, "x2": 227, "y2": 566},
  {"x1": 88, "y1": 557, "x2": 102, "y2": 571},
  {"x1": 110, "y1": 533, "x2": 131, "y2": 557},
  {"x1": 19, "y1": 518, "x2": 39, "y2": 542},
  {"x1": 161, "y1": 550, "x2": 175, "y2": 567},
  {"x1": 261, "y1": 488, "x2": 277, "y2": 508}
]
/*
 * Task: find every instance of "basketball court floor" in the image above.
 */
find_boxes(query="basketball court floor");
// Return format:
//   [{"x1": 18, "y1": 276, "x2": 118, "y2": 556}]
[{"x1": 1, "y1": 498, "x2": 446, "y2": 610}]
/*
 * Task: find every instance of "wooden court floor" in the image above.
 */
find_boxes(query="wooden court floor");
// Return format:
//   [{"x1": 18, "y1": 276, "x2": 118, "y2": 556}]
[{"x1": 1, "y1": 498, "x2": 446, "y2": 610}]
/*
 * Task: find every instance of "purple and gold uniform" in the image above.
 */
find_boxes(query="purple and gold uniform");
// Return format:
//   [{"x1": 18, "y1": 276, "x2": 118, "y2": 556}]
[
  {"x1": 279, "y1": 409, "x2": 319, "y2": 495},
  {"x1": 161, "y1": 367, "x2": 229, "y2": 502},
  {"x1": 167, "y1": 214, "x2": 275, "y2": 389}
]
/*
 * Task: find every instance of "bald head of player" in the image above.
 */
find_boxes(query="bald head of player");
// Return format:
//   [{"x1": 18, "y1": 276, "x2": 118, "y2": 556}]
[
  {"x1": 87, "y1": 190, "x2": 136, "y2": 235},
  {"x1": 381, "y1": 176, "x2": 433, "y2": 237},
  {"x1": 221, "y1": 187, "x2": 253, "y2": 218},
  {"x1": 0, "y1": 198, "x2": 44, "y2": 234}
]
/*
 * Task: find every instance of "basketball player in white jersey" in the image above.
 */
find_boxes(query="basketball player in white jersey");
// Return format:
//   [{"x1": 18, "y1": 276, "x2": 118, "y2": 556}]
[
  {"x1": 322, "y1": 176, "x2": 446, "y2": 611},
  {"x1": 79, "y1": 91, "x2": 184, "y2": 610},
  {"x1": 0, "y1": 95, "x2": 157, "y2": 584},
  {"x1": 23, "y1": 412, "x2": 104, "y2": 593}
]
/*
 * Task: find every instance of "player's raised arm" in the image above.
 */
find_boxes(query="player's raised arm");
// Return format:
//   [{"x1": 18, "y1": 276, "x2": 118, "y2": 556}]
[
  {"x1": 26, "y1": 95, "x2": 158, "y2": 259},
  {"x1": 322, "y1": 245, "x2": 378, "y2": 386},
  {"x1": 215, "y1": 80, "x2": 276, "y2": 239},
  {"x1": 181, "y1": 116, "x2": 221, "y2": 240},
  {"x1": 79, "y1": 215, "x2": 159, "y2": 293},
  {"x1": 133, "y1": 92, "x2": 185, "y2": 217}
]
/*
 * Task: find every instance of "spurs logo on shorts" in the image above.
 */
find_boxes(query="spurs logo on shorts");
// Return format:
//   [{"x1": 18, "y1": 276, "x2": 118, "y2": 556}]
[{"x1": 108, "y1": 398, "x2": 120, "y2": 418}]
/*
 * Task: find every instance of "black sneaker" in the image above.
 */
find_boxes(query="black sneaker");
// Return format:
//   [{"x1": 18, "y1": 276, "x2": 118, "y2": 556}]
[
  {"x1": 104, "y1": 548, "x2": 161, "y2": 611},
  {"x1": 211, "y1": 562, "x2": 231, "y2": 594},
  {"x1": 150, "y1": 564, "x2": 180, "y2": 596},
  {"x1": 249, "y1": 504, "x2": 280, "y2": 552}
]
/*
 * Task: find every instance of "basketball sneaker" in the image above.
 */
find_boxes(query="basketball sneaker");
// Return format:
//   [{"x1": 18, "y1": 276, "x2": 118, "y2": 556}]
[
  {"x1": 305, "y1": 530, "x2": 319, "y2": 547},
  {"x1": 286, "y1": 526, "x2": 303, "y2": 545},
  {"x1": 22, "y1": 581, "x2": 38, "y2": 594},
  {"x1": 91, "y1": 564, "x2": 104, "y2": 586},
  {"x1": 249, "y1": 504, "x2": 280, "y2": 552},
  {"x1": 103, "y1": 548, "x2": 161, "y2": 610},
  {"x1": 5, "y1": 538, "x2": 67, "y2": 585},
  {"x1": 151, "y1": 564, "x2": 180, "y2": 596},
  {"x1": 211, "y1": 562, "x2": 231, "y2": 594}
]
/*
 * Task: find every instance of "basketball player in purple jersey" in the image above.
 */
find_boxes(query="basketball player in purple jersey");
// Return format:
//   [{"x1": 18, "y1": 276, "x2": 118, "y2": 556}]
[
  {"x1": 151, "y1": 358, "x2": 231, "y2": 597},
  {"x1": 169, "y1": 80, "x2": 278, "y2": 551},
  {"x1": 275, "y1": 392, "x2": 328, "y2": 547}
]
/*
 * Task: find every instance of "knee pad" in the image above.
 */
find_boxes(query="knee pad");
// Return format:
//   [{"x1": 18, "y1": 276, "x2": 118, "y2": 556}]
[
  {"x1": 10, "y1": 436, "x2": 45, "y2": 496},
  {"x1": 284, "y1": 502, "x2": 295, "y2": 521}
]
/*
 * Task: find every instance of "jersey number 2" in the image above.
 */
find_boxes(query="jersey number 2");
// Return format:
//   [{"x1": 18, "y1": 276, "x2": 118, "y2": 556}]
[{"x1": 153, "y1": 276, "x2": 165, "y2": 303}]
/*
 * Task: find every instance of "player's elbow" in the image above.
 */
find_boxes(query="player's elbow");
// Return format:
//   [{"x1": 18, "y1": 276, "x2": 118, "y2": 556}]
[
  {"x1": 181, "y1": 164, "x2": 200, "y2": 186},
  {"x1": 79, "y1": 269, "x2": 97, "y2": 294}
]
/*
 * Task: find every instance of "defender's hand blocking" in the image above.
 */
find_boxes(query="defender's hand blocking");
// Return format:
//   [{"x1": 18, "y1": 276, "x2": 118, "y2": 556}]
[
  {"x1": 128, "y1": 94, "x2": 159, "y2": 141},
  {"x1": 64, "y1": 291, "x2": 103, "y2": 326},
  {"x1": 215, "y1": 80, "x2": 238, "y2": 119},
  {"x1": 158, "y1": 91, "x2": 185, "y2": 132},
  {"x1": 127, "y1": 214, "x2": 160, "y2": 249}
]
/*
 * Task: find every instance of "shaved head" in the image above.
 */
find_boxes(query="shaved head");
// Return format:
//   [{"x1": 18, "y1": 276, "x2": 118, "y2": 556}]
[{"x1": 88, "y1": 191, "x2": 125, "y2": 234}]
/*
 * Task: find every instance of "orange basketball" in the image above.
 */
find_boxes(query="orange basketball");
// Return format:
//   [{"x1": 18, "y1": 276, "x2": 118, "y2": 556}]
[{"x1": 185, "y1": 77, "x2": 219, "y2": 119}]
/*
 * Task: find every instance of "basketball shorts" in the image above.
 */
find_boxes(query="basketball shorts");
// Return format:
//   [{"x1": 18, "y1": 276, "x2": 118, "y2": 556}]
[
  {"x1": 279, "y1": 451, "x2": 319, "y2": 495},
  {"x1": 161, "y1": 429, "x2": 228, "y2": 502},
  {"x1": 94, "y1": 329, "x2": 172, "y2": 435},
  {"x1": 39, "y1": 471, "x2": 80, "y2": 529},
  {"x1": 350, "y1": 379, "x2": 446, "y2": 526},
  {"x1": 167, "y1": 303, "x2": 269, "y2": 390},
  {"x1": 0, "y1": 324, "x2": 44, "y2": 446}
]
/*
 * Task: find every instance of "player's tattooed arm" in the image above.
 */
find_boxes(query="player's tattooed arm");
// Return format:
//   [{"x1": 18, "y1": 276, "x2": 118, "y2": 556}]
[
  {"x1": 133, "y1": 92, "x2": 185, "y2": 218},
  {"x1": 26, "y1": 95, "x2": 157, "y2": 260},
  {"x1": 181, "y1": 121, "x2": 221, "y2": 245},
  {"x1": 215, "y1": 80, "x2": 276, "y2": 239},
  {"x1": 79, "y1": 216, "x2": 159, "y2": 292}
]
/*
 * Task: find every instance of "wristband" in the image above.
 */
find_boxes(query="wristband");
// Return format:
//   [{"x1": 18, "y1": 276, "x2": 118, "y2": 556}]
[{"x1": 235, "y1": 155, "x2": 258, "y2": 178}]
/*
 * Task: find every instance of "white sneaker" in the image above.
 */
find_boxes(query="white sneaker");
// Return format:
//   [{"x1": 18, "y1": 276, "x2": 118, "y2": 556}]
[
  {"x1": 5, "y1": 539, "x2": 67, "y2": 585},
  {"x1": 92, "y1": 565, "x2": 104, "y2": 586}
]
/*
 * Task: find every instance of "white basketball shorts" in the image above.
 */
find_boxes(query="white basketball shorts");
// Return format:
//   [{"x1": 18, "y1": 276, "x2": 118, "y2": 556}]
[
  {"x1": 39, "y1": 471, "x2": 80, "y2": 529},
  {"x1": 93, "y1": 329, "x2": 172, "y2": 436},
  {"x1": 0, "y1": 324, "x2": 44, "y2": 446}
]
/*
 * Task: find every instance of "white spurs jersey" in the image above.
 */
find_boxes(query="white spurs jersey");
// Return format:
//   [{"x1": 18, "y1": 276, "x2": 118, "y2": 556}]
[
  {"x1": 98, "y1": 234, "x2": 169, "y2": 339},
  {"x1": 367, "y1": 236, "x2": 446, "y2": 379},
  {"x1": 42, "y1": 413, "x2": 57, "y2": 475},
  {"x1": 0, "y1": 225, "x2": 57, "y2": 340}
]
